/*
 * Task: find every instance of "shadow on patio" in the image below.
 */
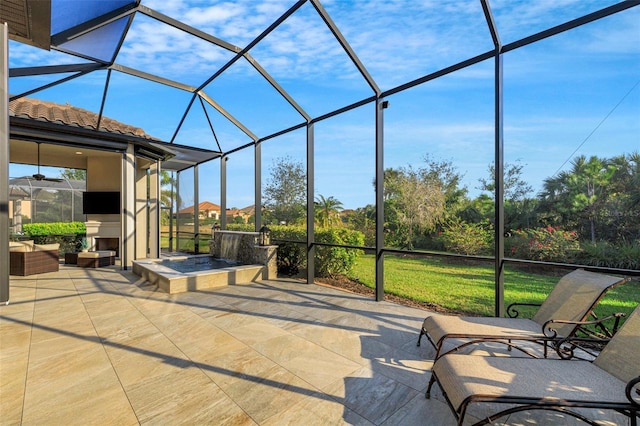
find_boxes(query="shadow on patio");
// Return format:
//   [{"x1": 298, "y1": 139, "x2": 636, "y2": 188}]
[
  {"x1": 1, "y1": 266, "x2": 629, "y2": 425},
  {"x1": 1, "y1": 265, "x2": 450, "y2": 425}
]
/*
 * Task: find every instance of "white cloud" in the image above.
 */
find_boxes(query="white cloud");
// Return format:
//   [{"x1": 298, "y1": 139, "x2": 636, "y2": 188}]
[
  {"x1": 8, "y1": 0, "x2": 637, "y2": 203},
  {"x1": 183, "y1": 3, "x2": 246, "y2": 25}
]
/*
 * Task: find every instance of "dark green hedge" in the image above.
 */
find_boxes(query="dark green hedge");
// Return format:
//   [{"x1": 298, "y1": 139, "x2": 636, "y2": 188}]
[
  {"x1": 226, "y1": 224, "x2": 365, "y2": 277},
  {"x1": 19, "y1": 222, "x2": 87, "y2": 255}
]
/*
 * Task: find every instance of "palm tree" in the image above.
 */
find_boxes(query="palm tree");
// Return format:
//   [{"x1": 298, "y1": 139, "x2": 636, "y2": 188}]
[
  {"x1": 314, "y1": 195, "x2": 343, "y2": 228},
  {"x1": 540, "y1": 155, "x2": 616, "y2": 242},
  {"x1": 160, "y1": 171, "x2": 182, "y2": 209},
  {"x1": 160, "y1": 171, "x2": 180, "y2": 225}
]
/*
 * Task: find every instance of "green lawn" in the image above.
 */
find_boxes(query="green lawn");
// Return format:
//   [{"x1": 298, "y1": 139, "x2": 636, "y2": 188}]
[
  {"x1": 349, "y1": 253, "x2": 640, "y2": 320},
  {"x1": 160, "y1": 235, "x2": 211, "y2": 253}
]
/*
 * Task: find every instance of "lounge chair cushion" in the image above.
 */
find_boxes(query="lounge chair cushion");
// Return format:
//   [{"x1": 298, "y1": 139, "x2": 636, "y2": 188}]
[
  {"x1": 423, "y1": 315, "x2": 542, "y2": 346},
  {"x1": 420, "y1": 269, "x2": 628, "y2": 355},
  {"x1": 532, "y1": 269, "x2": 625, "y2": 336},
  {"x1": 433, "y1": 354, "x2": 628, "y2": 414},
  {"x1": 594, "y1": 306, "x2": 640, "y2": 383}
]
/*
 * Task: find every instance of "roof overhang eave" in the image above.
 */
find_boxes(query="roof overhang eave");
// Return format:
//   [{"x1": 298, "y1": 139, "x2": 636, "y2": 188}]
[
  {"x1": 149, "y1": 141, "x2": 222, "y2": 172},
  {"x1": 9, "y1": 116, "x2": 221, "y2": 168}
]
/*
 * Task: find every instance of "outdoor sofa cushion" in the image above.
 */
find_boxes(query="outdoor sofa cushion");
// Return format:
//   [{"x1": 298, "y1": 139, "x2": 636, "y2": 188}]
[{"x1": 9, "y1": 240, "x2": 35, "y2": 252}]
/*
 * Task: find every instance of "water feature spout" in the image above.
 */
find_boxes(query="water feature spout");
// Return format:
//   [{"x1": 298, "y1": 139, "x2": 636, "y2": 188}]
[
  {"x1": 220, "y1": 233, "x2": 241, "y2": 260},
  {"x1": 210, "y1": 230, "x2": 277, "y2": 282}
]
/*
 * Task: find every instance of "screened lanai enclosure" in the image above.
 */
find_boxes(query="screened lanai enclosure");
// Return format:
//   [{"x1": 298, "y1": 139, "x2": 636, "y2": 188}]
[
  {"x1": 2, "y1": 1, "x2": 639, "y2": 309},
  {"x1": 9, "y1": 177, "x2": 85, "y2": 233}
]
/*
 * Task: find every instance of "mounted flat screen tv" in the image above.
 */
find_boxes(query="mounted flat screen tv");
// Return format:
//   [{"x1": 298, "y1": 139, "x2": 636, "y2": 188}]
[{"x1": 82, "y1": 191, "x2": 121, "y2": 214}]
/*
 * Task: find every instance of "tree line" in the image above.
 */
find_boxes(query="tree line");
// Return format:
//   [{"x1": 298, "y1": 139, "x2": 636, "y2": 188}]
[{"x1": 261, "y1": 153, "x2": 640, "y2": 269}]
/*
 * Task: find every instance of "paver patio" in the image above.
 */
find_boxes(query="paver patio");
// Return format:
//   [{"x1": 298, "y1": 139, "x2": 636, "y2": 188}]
[{"x1": 0, "y1": 265, "x2": 628, "y2": 425}]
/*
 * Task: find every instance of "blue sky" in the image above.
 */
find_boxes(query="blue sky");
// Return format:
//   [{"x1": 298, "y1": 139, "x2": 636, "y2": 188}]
[{"x1": 8, "y1": 0, "x2": 640, "y2": 210}]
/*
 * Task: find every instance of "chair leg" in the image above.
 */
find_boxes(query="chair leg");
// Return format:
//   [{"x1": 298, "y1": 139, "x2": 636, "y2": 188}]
[
  {"x1": 426, "y1": 344, "x2": 443, "y2": 399},
  {"x1": 417, "y1": 328, "x2": 425, "y2": 346},
  {"x1": 425, "y1": 373, "x2": 437, "y2": 399}
]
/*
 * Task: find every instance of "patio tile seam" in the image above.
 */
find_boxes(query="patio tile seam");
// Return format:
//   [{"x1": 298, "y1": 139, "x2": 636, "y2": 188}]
[
  {"x1": 170, "y1": 285, "x2": 382, "y2": 423},
  {"x1": 70, "y1": 275, "x2": 142, "y2": 423},
  {"x1": 76, "y1": 272, "x2": 238, "y2": 413},
  {"x1": 96, "y1": 280, "x2": 273, "y2": 424},
  {"x1": 9, "y1": 275, "x2": 39, "y2": 426},
  {"x1": 211, "y1": 304, "x2": 419, "y2": 424}
]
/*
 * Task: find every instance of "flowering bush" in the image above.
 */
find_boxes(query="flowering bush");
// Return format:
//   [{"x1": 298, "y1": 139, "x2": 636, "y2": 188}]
[{"x1": 506, "y1": 226, "x2": 580, "y2": 262}]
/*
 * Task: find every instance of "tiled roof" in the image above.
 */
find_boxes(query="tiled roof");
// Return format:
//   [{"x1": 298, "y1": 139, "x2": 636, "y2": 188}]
[
  {"x1": 226, "y1": 205, "x2": 254, "y2": 216},
  {"x1": 238, "y1": 205, "x2": 255, "y2": 214},
  {"x1": 177, "y1": 202, "x2": 255, "y2": 216},
  {"x1": 9, "y1": 97, "x2": 157, "y2": 140},
  {"x1": 178, "y1": 201, "x2": 221, "y2": 214}
]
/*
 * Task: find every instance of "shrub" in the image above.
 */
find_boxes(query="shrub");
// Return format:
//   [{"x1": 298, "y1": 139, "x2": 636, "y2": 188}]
[
  {"x1": 315, "y1": 228, "x2": 365, "y2": 278},
  {"x1": 227, "y1": 224, "x2": 365, "y2": 277},
  {"x1": 23, "y1": 221, "x2": 86, "y2": 237},
  {"x1": 439, "y1": 219, "x2": 493, "y2": 256},
  {"x1": 226, "y1": 223, "x2": 253, "y2": 232},
  {"x1": 506, "y1": 226, "x2": 580, "y2": 262},
  {"x1": 270, "y1": 225, "x2": 307, "y2": 276},
  {"x1": 616, "y1": 241, "x2": 640, "y2": 270},
  {"x1": 574, "y1": 241, "x2": 614, "y2": 267},
  {"x1": 576, "y1": 240, "x2": 640, "y2": 270},
  {"x1": 21, "y1": 222, "x2": 87, "y2": 255}
]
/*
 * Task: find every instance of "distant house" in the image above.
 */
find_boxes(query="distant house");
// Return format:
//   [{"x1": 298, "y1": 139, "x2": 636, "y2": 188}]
[
  {"x1": 176, "y1": 202, "x2": 255, "y2": 223},
  {"x1": 226, "y1": 205, "x2": 255, "y2": 223},
  {"x1": 176, "y1": 201, "x2": 221, "y2": 220}
]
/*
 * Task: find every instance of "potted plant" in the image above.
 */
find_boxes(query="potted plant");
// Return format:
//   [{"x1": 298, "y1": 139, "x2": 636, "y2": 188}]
[{"x1": 80, "y1": 237, "x2": 89, "y2": 252}]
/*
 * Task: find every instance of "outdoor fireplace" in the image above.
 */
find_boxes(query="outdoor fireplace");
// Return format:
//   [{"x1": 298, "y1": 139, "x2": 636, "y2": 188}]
[
  {"x1": 95, "y1": 237, "x2": 119, "y2": 257},
  {"x1": 85, "y1": 221, "x2": 120, "y2": 257}
]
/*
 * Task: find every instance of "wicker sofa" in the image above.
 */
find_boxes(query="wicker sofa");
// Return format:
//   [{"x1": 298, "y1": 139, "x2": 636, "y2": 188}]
[{"x1": 9, "y1": 240, "x2": 60, "y2": 276}]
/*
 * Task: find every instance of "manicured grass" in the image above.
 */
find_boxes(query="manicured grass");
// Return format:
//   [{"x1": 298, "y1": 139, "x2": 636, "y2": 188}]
[
  {"x1": 160, "y1": 235, "x2": 211, "y2": 253},
  {"x1": 349, "y1": 253, "x2": 640, "y2": 320}
]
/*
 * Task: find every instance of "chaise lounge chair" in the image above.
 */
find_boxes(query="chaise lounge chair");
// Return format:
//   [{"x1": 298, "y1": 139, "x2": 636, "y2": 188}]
[
  {"x1": 430, "y1": 304, "x2": 640, "y2": 425},
  {"x1": 418, "y1": 269, "x2": 628, "y2": 356},
  {"x1": 418, "y1": 269, "x2": 629, "y2": 395}
]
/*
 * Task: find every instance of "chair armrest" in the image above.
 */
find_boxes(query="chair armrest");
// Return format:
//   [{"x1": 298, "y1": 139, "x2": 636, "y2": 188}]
[
  {"x1": 626, "y1": 376, "x2": 640, "y2": 406},
  {"x1": 543, "y1": 312, "x2": 626, "y2": 338},
  {"x1": 542, "y1": 313, "x2": 626, "y2": 359},
  {"x1": 586, "y1": 310, "x2": 625, "y2": 338},
  {"x1": 506, "y1": 302, "x2": 541, "y2": 318}
]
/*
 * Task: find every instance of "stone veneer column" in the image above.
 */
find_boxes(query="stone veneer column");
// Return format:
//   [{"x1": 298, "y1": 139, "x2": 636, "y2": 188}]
[
  {"x1": 253, "y1": 246, "x2": 277, "y2": 280},
  {"x1": 209, "y1": 230, "x2": 277, "y2": 280}
]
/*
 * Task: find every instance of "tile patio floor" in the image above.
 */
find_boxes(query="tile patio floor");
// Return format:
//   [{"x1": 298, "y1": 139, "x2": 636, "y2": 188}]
[{"x1": 1, "y1": 265, "x2": 628, "y2": 425}]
